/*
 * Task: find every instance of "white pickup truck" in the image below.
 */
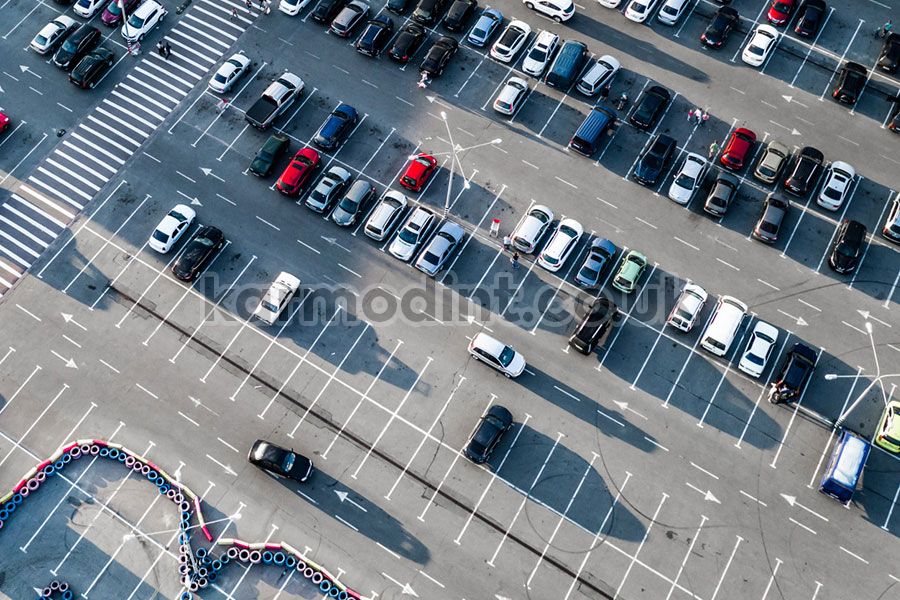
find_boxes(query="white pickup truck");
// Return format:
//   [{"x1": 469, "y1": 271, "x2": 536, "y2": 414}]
[{"x1": 244, "y1": 72, "x2": 305, "y2": 130}]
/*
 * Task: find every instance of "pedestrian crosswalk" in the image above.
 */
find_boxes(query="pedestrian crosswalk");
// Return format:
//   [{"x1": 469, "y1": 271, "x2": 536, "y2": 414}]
[{"x1": 0, "y1": 0, "x2": 260, "y2": 297}]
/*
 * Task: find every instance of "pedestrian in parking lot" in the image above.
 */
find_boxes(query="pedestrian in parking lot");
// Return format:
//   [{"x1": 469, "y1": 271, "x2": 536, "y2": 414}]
[
  {"x1": 598, "y1": 86, "x2": 609, "y2": 102},
  {"x1": 231, "y1": 6, "x2": 239, "y2": 18},
  {"x1": 502, "y1": 235, "x2": 511, "y2": 250},
  {"x1": 511, "y1": 252, "x2": 520, "y2": 270},
  {"x1": 156, "y1": 41, "x2": 166, "y2": 58},
  {"x1": 708, "y1": 141, "x2": 719, "y2": 159},
  {"x1": 700, "y1": 110, "x2": 709, "y2": 126},
  {"x1": 164, "y1": 41, "x2": 172, "y2": 58},
  {"x1": 687, "y1": 108, "x2": 695, "y2": 122},
  {"x1": 244, "y1": 0, "x2": 252, "y2": 9},
  {"x1": 694, "y1": 107, "x2": 703, "y2": 123},
  {"x1": 882, "y1": 20, "x2": 893, "y2": 37}
]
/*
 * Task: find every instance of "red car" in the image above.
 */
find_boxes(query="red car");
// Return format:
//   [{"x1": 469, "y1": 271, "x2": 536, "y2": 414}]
[
  {"x1": 720, "y1": 128, "x2": 756, "y2": 171},
  {"x1": 276, "y1": 148, "x2": 320, "y2": 196},
  {"x1": 767, "y1": 0, "x2": 794, "y2": 26},
  {"x1": 0, "y1": 111, "x2": 9, "y2": 133},
  {"x1": 399, "y1": 153, "x2": 438, "y2": 192},
  {"x1": 101, "y1": 0, "x2": 142, "y2": 26}
]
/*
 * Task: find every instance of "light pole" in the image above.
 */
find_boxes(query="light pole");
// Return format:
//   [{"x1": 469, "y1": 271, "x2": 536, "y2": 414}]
[{"x1": 437, "y1": 110, "x2": 501, "y2": 217}]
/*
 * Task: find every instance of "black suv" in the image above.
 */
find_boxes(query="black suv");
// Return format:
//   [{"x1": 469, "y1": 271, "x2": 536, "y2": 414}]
[
  {"x1": 248, "y1": 440, "x2": 313, "y2": 482},
  {"x1": 769, "y1": 343, "x2": 817, "y2": 404},
  {"x1": 412, "y1": 0, "x2": 446, "y2": 24},
  {"x1": 420, "y1": 36, "x2": 457, "y2": 77},
  {"x1": 569, "y1": 297, "x2": 617, "y2": 355},
  {"x1": 310, "y1": 0, "x2": 347, "y2": 23},
  {"x1": 700, "y1": 6, "x2": 738, "y2": 48},
  {"x1": 68, "y1": 47, "x2": 114, "y2": 89},
  {"x1": 784, "y1": 146, "x2": 823, "y2": 196},
  {"x1": 832, "y1": 61, "x2": 867, "y2": 105},
  {"x1": 634, "y1": 134, "x2": 677, "y2": 186},
  {"x1": 464, "y1": 405, "x2": 512, "y2": 463},
  {"x1": 442, "y1": 0, "x2": 476, "y2": 31},
  {"x1": 52, "y1": 24, "x2": 101, "y2": 70},
  {"x1": 828, "y1": 219, "x2": 866, "y2": 274},
  {"x1": 628, "y1": 85, "x2": 671, "y2": 130},
  {"x1": 355, "y1": 15, "x2": 394, "y2": 57},
  {"x1": 388, "y1": 22, "x2": 425, "y2": 62},
  {"x1": 878, "y1": 32, "x2": 899, "y2": 73}
]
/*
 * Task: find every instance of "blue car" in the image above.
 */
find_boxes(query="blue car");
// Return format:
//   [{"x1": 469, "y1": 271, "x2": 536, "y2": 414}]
[
  {"x1": 313, "y1": 103, "x2": 358, "y2": 151},
  {"x1": 575, "y1": 237, "x2": 616, "y2": 287},
  {"x1": 466, "y1": 7, "x2": 501, "y2": 47}
]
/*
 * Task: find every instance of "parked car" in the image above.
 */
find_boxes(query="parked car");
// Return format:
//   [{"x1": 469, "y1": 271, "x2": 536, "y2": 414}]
[
  {"x1": 30, "y1": 16, "x2": 78, "y2": 54},
  {"x1": 752, "y1": 194, "x2": 790, "y2": 243},
  {"x1": 793, "y1": 0, "x2": 826, "y2": 37},
  {"x1": 149, "y1": 204, "x2": 196, "y2": 253},
  {"x1": 628, "y1": 85, "x2": 671, "y2": 129},
  {"x1": 753, "y1": 139, "x2": 789, "y2": 183},
  {"x1": 464, "y1": 405, "x2": 513, "y2": 463},
  {"x1": 828, "y1": 219, "x2": 866, "y2": 274},
  {"x1": 74, "y1": 0, "x2": 107, "y2": 19},
  {"x1": 769, "y1": 343, "x2": 817, "y2": 403},
  {"x1": 388, "y1": 22, "x2": 426, "y2": 62},
  {"x1": 878, "y1": 32, "x2": 900, "y2": 73},
  {"x1": 720, "y1": 127, "x2": 756, "y2": 170},
  {"x1": 69, "y1": 47, "x2": 115, "y2": 89},
  {"x1": 364, "y1": 191, "x2": 408, "y2": 241},
  {"x1": 493, "y1": 77, "x2": 528, "y2": 115},
  {"x1": 667, "y1": 153, "x2": 707, "y2": 204},
  {"x1": 817, "y1": 161, "x2": 854, "y2": 210},
  {"x1": 522, "y1": 30, "x2": 558, "y2": 77},
  {"x1": 657, "y1": 0, "x2": 689, "y2": 26},
  {"x1": 575, "y1": 55, "x2": 619, "y2": 96},
  {"x1": 399, "y1": 153, "x2": 438, "y2": 191},
  {"x1": 356, "y1": 15, "x2": 394, "y2": 56},
  {"x1": 569, "y1": 296, "x2": 617, "y2": 354},
  {"x1": 874, "y1": 400, "x2": 900, "y2": 454},
  {"x1": 703, "y1": 172, "x2": 739, "y2": 216},
  {"x1": 741, "y1": 24, "x2": 778, "y2": 67},
  {"x1": 389, "y1": 206, "x2": 435, "y2": 261},
  {"x1": 523, "y1": 0, "x2": 574, "y2": 22},
  {"x1": 305, "y1": 166, "x2": 351, "y2": 213},
  {"x1": 468, "y1": 332, "x2": 526, "y2": 378},
  {"x1": 386, "y1": 0, "x2": 411, "y2": 13},
  {"x1": 538, "y1": 218, "x2": 582, "y2": 272},
  {"x1": 248, "y1": 134, "x2": 290, "y2": 177},
  {"x1": 310, "y1": 0, "x2": 347, "y2": 23},
  {"x1": 490, "y1": 20, "x2": 531, "y2": 63},
  {"x1": 667, "y1": 283, "x2": 708, "y2": 332},
  {"x1": 575, "y1": 238, "x2": 616, "y2": 287},
  {"x1": 411, "y1": 0, "x2": 447, "y2": 24},
  {"x1": 883, "y1": 193, "x2": 900, "y2": 244},
  {"x1": 766, "y1": 0, "x2": 793, "y2": 26},
  {"x1": 330, "y1": 0, "x2": 369, "y2": 36},
  {"x1": 832, "y1": 61, "x2": 867, "y2": 105},
  {"x1": 612, "y1": 250, "x2": 647, "y2": 294},
  {"x1": 276, "y1": 148, "x2": 320, "y2": 196},
  {"x1": 280, "y1": 0, "x2": 314, "y2": 16},
  {"x1": 784, "y1": 146, "x2": 823, "y2": 196},
  {"x1": 248, "y1": 440, "x2": 313, "y2": 482},
  {"x1": 313, "y1": 103, "x2": 358, "y2": 151},
  {"x1": 254, "y1": 272, "x2": 300, "y2": 325},
  {"x1": 208, "y1": 52, "x2": 251, "y2": 94},
  {"x1": 624, "y1": 0, "x2": 659, "y2": 23},
  {"x1": 0, "y1": 111, "x2": 11, "y2": 133},
  {"x1": 442, "y1": 0, "x2": 476, "y2": 31},
  {"x1": 511, "y1": 204, "x2": 554, "y2": 253},
  {"x1": 738, "y1": 321, "x2": 779, "y2": 378},
  {"x1": 331, "y1": 180, "x2": 376, "y2": 227},
  {"x1": 545, "y1": 39, "x2": 587, "y2": 89},
  {"x1": 634, "y1": 134, "x2": 676, "y2": 186},
  {"x1": 420, "y1": 36, "x2": 458, "y2": 77},
  {"x1": 121, "y1": 0, "x2": 166, "y2": 42},
  {"x1": 172, "y1": 225, "x2": 226, "y2": 281},
  {"x1": 415, "y1": 220, "x2": 465, "y2": 276},
  {"x1": 701, "y1": 6, "x2": 738, "y2": 48},
  {"x1": 53, "y1": 24, "x2": 101, "y2": 70},
  {"x1": 101, "y1": 0, "x2": 140, "y2": 26},
  {"x1": 466, "y1": 7, "x2": 501, "y2": 47}
]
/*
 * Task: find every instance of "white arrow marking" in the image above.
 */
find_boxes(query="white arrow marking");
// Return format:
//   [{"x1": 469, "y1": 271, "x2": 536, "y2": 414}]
[
  {"x1": 686, "y1": 482, "x2": 721, "y2": 503},
  {"x1": 50, "y1": 350, "x2": 77, "y2": 369},
  {"x1": 613, "y1": 400, "x2": 648, "y2": 420},
  {"x1": 200, "y1": 167, "x2": 225, "y2": 182},
  {"x1": 782, "y1": 95, "x2": 808, "y2": 108},
  {"x1": 382, "y1": 573, "x2": 418, "y2": 597},
  {"x1": 782, "y1": 95, "x2": 792, "y2": 102},
  {"x1": 777, "y1": 309, "x2": 807, "y2": 326},
  {"x1": 335, "y1": 490, "x2": 367, "y2": 512},
  {"x1": 791, "y1": 128, "x2": 802, "y2": 135},
  {"x1": 0, "y1": 83, "x2": 5, "y2": 93},
  {"x1": 61, "y1": 312, "x2": 87, "y2": 331},
  {"x1": 19, "y1": 65, "x2": 41, "y2": 79},
  {"x1": 191, "y1": 197, "x2": 202, "y2": 206},
  {"x1": 206, "y1": 454, "x2": 237, "y2": 476},
  {"x1": 857, "y1": 310, "x2": 891, "y2": 328},
  {"x1": 781, "y1": 494, "x2": 828, "y2": 521},
  {"x1": 426, "y1": 95, "x2": 436, "y2": 103},
  {"x1": 320, "y1": 236, "x2": 351, "y2": 253}
]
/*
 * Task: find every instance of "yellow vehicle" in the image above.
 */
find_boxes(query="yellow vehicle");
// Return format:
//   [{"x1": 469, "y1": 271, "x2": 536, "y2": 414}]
[{"x1": 874, "y1": 400, "x2": 900, "y2": 454}]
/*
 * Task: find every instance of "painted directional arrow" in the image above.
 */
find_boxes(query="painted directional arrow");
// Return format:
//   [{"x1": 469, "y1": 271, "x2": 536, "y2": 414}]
[
  {"x1": 0, "y1": 83, "x2": 5, "y2": 94},
  {"x1": 50, "y1": 350, "x2": 77, "y2": 369},
  {"x1": 320, "y1": 236, "x2": 351, "y2": 253},
  {"x1": 200, "y1": 167, "x2": 225, "y2": 182},
  {"x1": 613, "y1": 400, "x2": 648, "y2": 420},
  {"x1": 686, "y1": 482, "x2": 720, "y2": 503},
  {"x1": 206, "y1": 454, "x2": 237, "y2": 476},
  {"x1": 61, "y1": 312, "x2": 87, "y2": 331},
  {"x1": 857, "y1": 309, "x2": 891, "y2": 328},
  {"x1": 19, "y1": 65, "x2": 42, "y2": 79},
  {"x1": 335, "y1": 490, "x2": 367, "y2": 512},
  {"x1": 781, "y1": 494, "x2": 828, "y2": 521},
  {"x1": 777, "y1": 309, "x2": 808, "y2": 327},
  {"x1": 382, "y1": 573, "x2": 418, "y2": 597},
  {"x1": 426, "y1": 95, "x2": 436, "y2": 104},
  {"x1": 782, "y1": 95, "x2": 808, "y2": 108}
]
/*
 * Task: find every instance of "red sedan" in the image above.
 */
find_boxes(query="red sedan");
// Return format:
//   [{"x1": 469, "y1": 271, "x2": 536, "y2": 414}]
[
  {"x1": 767, "y1": 0, "x2": 794, "y2": 26},
  {"x1": 276, "y1": 148, "x2": 320, "y2": 196},
  {"x1": 0, "y1": 111, "x2": 9, "y2": 133},
  {"x1": 720, "y1": 128, "x2": 756, "y2": 171},
  {"x1": 399, "y1": 153, "x2": 438, "y2": 192}
]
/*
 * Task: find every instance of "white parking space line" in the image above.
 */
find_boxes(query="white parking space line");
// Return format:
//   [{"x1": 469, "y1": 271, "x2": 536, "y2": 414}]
[
  {"x1": 709, "y1": 536, "x2": 744, "y2": 600},
  {"x1": 500, "y1": 250, "x2": 540, "y2": 316},
  {"x1": 0, "y1": 364, "x2": 41, "y2": 418},
  {"x1": 697, "y1": 318, "x2": 755, "y2": 426},
  {"x1": 0, "y1": 383, "x2": 68, "y2": 468},
  {"x1": 818, "y1": 19, "x2": 865, "y2": 101},
  {"x1": 663, "y1": 307, "x2": 717, "y2": 408},
  {"x1": 735, "y1": 334, "x2": 793, "y2": 448},
  {"x1": 731, "y1": 2, "x2": 770, "y2": 63},
  {"x1": 761, "y1": 558, "x2": 785, "y2": 598},
  {"x1": 192, "y1": 61, "x2": 268, "y2": 147},
  {"x1": 614, "y1": 493, "x2": 669, "y2": 598},
  {"x1": 529, "y1": 233, "x2": 594, "y2": 334},
  {"x1": 596, "y1": 264, "x2": 659, "y2": 372},
  {"x1": 665, "y1": 514, "x2": 708, "y2": 600},
  {"x1": 849, "y1": 196, "x2": 893, "y2": 290},
  {"x1": 770, "y1": 348, "x2": 823, "y2": 468},
  {"x1": 789, "y1": 7, "x2": 835, "y2": 87}
]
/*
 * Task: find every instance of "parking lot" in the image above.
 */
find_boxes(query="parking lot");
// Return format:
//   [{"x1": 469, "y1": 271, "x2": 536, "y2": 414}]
[{"x1": 0, "y1": 0, "x2": 899, "y2": 598}]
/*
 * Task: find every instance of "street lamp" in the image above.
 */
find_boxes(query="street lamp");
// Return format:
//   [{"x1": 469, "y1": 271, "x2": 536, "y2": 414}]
[{"x1": 435, "y1": 110, "x2": 502, "y2": 216}]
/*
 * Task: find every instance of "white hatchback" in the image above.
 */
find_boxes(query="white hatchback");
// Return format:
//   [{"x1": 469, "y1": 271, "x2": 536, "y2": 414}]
[
  {"x1": 742, "y1": 24, "x2": 778, "y2": 67},
  {"x1": 624, "y1": 0, "x2": 659, "y2": 23},
  {"x1": 493, "y1": 77, "x2": 528, "y2": 115},
  {"x1": 468, "y1": 332, "x2": 526, "y2": 378},
  {"x1": 817, "y1": 161, "x2": 855, "y2": 211},
  {"x1": 122, "y1": 0, "x2": 167, "y2": 42},
  {"x1": 279, "y1": 0, "x2": 314, "y2": 15},
  {"x1": 538, "y1": 218, "x2": 583, "y2": 272},
  {"x1": 30, "y1": 16, "x2": 77, "y2": 55},
  {"x1": 522, "y1": 30, "x2": 559, "y2": 77},
  {"x1": 666, "y1": 283, "x2": 707, "y2": 332},
  {"x1": 389, "y1": 206, "x2": 435, "y2": 261},
  {"x1": 667, "y1": 153, "x2": 707, "y2": 205},
  {"x1": 74, "y1": 0, "x2": 106, "y2": 19},
  {"x1": 148, "y1": 204, "x2": 196, "y2": 253},
  {"x1": 738, "y1": 321, "x2": 779, "y2": 378},
  {"x1": 208, "y1": 52, "x2": 252, "y2": 94},
  {"x1": 523, "y1": 0, "x2": 574, "y2": 22},
  {"x1": 490, "y1": 20, "x2": 531, "y2": 63},
  {"x1": 511, "y1": 204, "x2": 554, "y2": 253}
]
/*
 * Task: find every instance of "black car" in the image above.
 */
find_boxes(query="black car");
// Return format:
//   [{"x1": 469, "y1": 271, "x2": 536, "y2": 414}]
[
  {"x1": 249, "y1": 134, "x2": 290, "y2": 177},
  {"x1": 828, "y1": 219, "x2": 866, "y2": 274},
  {"x1": 68, "y1": 47, "x2": 114, "y2": 89},
  {"x1": 877, "y1": 33, "x2": 899, "y2": 74},
  {"x1": 703, "y1": 172, "x2": 739, "y2": 216},
  {"x1": 464, "y1": 405, "x2": 513, "y2": 464},
  {"x1": 172, "y1": 225, "x2": 225, "y2": 281},
  {"x1": 412, "y1": 0, "x2": 446, "y2": 24},
  {"x1": 442, "y1": 0, "x2": 476, "y2": 31},
  {"x1": 793, "y1": 0, "x2": 826, "y2": 37},
  {"x1": 628, "y1": 85, "x2": 671, "y2": 130},
  {"x1": 52, "y1": 24, "x2": 101, "y2": 70},
  {"x1": 569, "y1": 296, "x2": 616, "y2": 355},
  {"x1": 388, "y1": 22, "x2": 425, "y2": 62},
  {"x1": 769, "y1": 343, "x2": 817, "y2": 404},
  {"x1": 784, "y1": 146, "x2": 824, "y2": 196},
  {"x1": 355, "y1": 15, "x2": 394, "y2": 57},
  {"x1": 420, "y1": 36, "x2": 458, "y2": 77},
  {"x1": 248, "y1": 439, "x2": 313, "y2": 482},
  {"x1": 634, "y1": 134, "x2": 677, "y2": 186},
  {"x1": 832, "y1": 61, "x2": 867, "y2": 105},
  {"x1": 311, "y1": 0, "x2": 346, "y2": 22},
  {"x1": 386, "y1": 0, "x2": 411, "y2": 13},
  {"x1": 700, "y1": 6, "x2": 738, "y2": 48},
  {"x1": 752, "y1": 194, "x2": 790, "y2": 243},
  {"x1": 313, "y1": 103, "x2": 358, "y2": 151}
]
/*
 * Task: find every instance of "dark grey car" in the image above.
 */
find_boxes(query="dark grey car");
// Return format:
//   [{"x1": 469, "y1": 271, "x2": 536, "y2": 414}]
[
  {"x1": 330, "y1": 0, "x2": 369, "y2": 36},
  {"x1": 414, "y1": 220, "x2": 464, "y2": 276},
  {"x1": 703, "y1": 172, "x2": 739, "y2": 216},
  {"x1": 752, "y1": 194, "x2": 790, "y2": 243},
  {"x1": 331, "y1": 180, "x2": 376, "y2": 227}
]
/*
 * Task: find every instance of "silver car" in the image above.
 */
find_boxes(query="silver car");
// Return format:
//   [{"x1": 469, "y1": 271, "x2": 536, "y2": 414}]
[
  {"x1": 389, "y1": 206, "x2": 435, "y2": 261},
  {"x1": 753, "y1": 139, "x2": 789, "y2": 184},
  {"x1": 305, "y1": 166, "x2": 351, "y2": 213},
  {"x1": 415, "y1": 220, "x2": 464, "y2": 276}
]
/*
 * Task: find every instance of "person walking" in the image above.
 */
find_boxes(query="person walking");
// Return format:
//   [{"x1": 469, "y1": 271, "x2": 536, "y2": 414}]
[
  {"x1": 708, "y1": 141, "x2": 719, "y2": 159},
  {"x1": 881, "y1": 19, "x2": 893, "y2": 37},
  {"x1": 687, "y1": 108, "x2": 695, "y2": 122},
  {"x1": 164, "y1": 41, "x2": 172, "y2": 58},
  {"x1": 244, "y1": 0, "x2": 252, "y2": 8},
  {"x1": 502, "y1": 235, "x2": 511, "y2": 250},
  {"x1": 694, "y1": 107, "x2": 703, "y2": 124},
  {"x1": 700, "y1": 110, "x2": 709, "y2": 126},
  {"x1": 156, "y1": 41, "x2": 165, "y2": 57},
  {"x1": 231, "y1": 6, "x2": 239, "y2": 19},
  {"x1": 511, "y1": 252, "x2": 520, "y2": 270}
]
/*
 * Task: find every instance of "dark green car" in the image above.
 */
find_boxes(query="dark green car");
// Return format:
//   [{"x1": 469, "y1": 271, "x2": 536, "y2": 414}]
[{"x1": 248, "y1": 134, "x2": 290, "y2": 177}]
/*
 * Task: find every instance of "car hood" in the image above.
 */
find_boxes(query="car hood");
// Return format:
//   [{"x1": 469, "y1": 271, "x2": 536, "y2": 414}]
[{"x1": 506, "y1": 352, "x2": 526, "y2": 376}]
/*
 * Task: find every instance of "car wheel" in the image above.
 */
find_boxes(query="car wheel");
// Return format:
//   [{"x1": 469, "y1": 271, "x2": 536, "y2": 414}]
[
  {"x1": 504, "y1": 372, "x2": 511, "y2": 378},
  {"x1": 525, "y1": 1, "x2": 534, "y2": 6},
  {"x1": 553, "y1": 15, "x2": 562, "y2": 22}
]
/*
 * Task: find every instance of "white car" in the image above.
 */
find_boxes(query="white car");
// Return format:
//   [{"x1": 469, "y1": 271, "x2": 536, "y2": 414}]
[
  {"x1": 666, "y1": 283, "x2": 707, "y2": 332},
  {"x1": 30, "y1": 16, "x2": 78, "y2": 55},
  {"x1": 511, "y1": 204, "x2": 554, "y2": 253},
  {"x1": 523, "y1": 0, "x2": 574, "y2": 22},
  {"x1": 538, "y1": 218, "x2": 583, "y2": 272},
  {"x1": 817, "y1": 161, "x2": 855, "y2": 211},
  {"x1": 575, "y1": 54, "x2": 620, "y2": 96},
  {"x1": 741, "y1": 24, "x2": 778, "y2": 67},
  {"x1": 149, "y1": 204, "x2": 196, "y2": 253},
  {"x1": 667, "y1": 153, "x2": 707, "y2": 205},
  {"x1": 279, "y1": 0, "x2": 313, "y2": 15},
  {"x1": 738, "y1": 321, "x2": 779, "y2": 378},
  {"x1": 254, "y1": 272, "x2": 301, "y2": 325},
  {"x1": 468, "y1": 332, "x2": 526, "y2": 378},
  {"x1": 597, "y1": 0, "x2": 622, "y2": 7},
  {"x1": 522, "y1": 30, "x2": 559, "y2": 77},
  {"x1": 493, "y1": 77, "x2": 528, "y2": 115},
  {"x1": 624, "y1": 0, "x2": 659, "y2": 23},
  {"x1": 74, "y1": 0, "x2": 106, "y2": 18},
  {"x1": 490, "y1": 20, "x2": 531, "y2": 63},
  {"x1": 208, "y1": 52, "x2": 252, "y2": 94},
  {"x1": 122, "y1": 0, "x2": 166, "y2": 42},
  {"x1": 656, "y1": 0, "x2": 688, "y2": 25},
  {"x1": 389, "y1": 206, "x2": 435, "y2": 261}
]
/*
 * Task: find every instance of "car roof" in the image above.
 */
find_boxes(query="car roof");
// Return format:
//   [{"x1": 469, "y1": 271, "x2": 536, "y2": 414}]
[
  {"x1": 486, "y1": 404, "x2": 512, "y2": 423},
  {"x1": 799, "y1": 146, "x2": 823, "y2": 159},
  {"x1": 789, "y1": 342, "x2": 816, "y2": 361},
  {"x1": 752, "y1": 320, "x2": 779, "y2": 338},
  {"x1": 472, "y1": 332, "x2": 504, "y2": 356}
]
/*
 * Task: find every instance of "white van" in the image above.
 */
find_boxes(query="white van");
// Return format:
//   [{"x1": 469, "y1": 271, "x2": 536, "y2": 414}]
[
  {"x1": 700, "y1": 295, "x2": 747, "y2": 356},
  {"x1": 656, "y1": 0, "x2": 688, "y2": 25}
]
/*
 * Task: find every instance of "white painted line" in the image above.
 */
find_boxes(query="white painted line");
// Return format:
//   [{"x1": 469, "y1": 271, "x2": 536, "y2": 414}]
[
  {"x1": 644, "y1": 437, "x2": 669, "y2": 452},
  {"x1": 296, "y1": 239, "x2": 321, "y2": 254},
  {"x1": 635, "y1": 216, "x2": 658, "y2": 229},
  {"x1": 135, "y1": 384, "x2": 158, "y2": 399},
  {"x1": 218, "y1": 437, "x2": 240, "y2": 453},
  {"x1": 674, "y1": 236, "x2": 699, "y2": 251},
  {"x1": 418, "y1": 570, "x2": 444, "y2": 588},
  {"x1": 760, "y1": 558, "x2": 784, "y2": 600},
  {"x1": 839, "y1": 546, "x2": 869, "y2": 564},
  {"x1": 797, "y1": 298, "x2": 821, "y2": 312},
  {"x1": 788, "y1": 517, "x2": 817, "y2": 535},
  {"x1": 615, "y1": 493, "x2": 668, "y2": 598},
  {"x1": 334, "y1": 515, "x2": 358, "y2": 532},
  {"x1": 739, "y1": 490, "x2": 768, "y2": 507},
  {"x1": 99, "y1": 359, "x2": 120, "y2": 373},
  {"x1": 375, "y1": 542, "x2": 400, "y2": 559},
  {"x1": 255, "y1": 215, "x2": 280, "y2": 230},
  {"x1": 690, "y1": 462, "x2": 720, "y2": 480},
  {"x1": 709, "y1": 536, "x2": 744, "y2": 600},
  {"x1": 178, "y1": 411, "x2": 200, "y2": 427}
]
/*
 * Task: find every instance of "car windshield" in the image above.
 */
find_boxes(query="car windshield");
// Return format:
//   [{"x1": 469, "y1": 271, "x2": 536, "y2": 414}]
[
  {"x1": 760, "y1": 220, "x2": 778, "y2": 234},
  {"x1": 152, "y1": 230, "x2": 169, "y2": 243},
  {"x1": 675, "y1": 308, "x2": 693, "y2": 321},
  {"x1": 675, "y1": 174, "x2": 695, "y2": 189},
  {"x1": 214, "y1": 72, "x2": 229, "y2": 83},
  {"x1": 422, "y1": 251, "x2": 440, "y2": 264},
  {"x1": 496, "y1": 100, "x2": 511, "y2": 110},
  {"x1": 398, "y1": 228, "x2": 419, "y2": 244},
  {"x1": 107, "y1": 1, "x2": 121, "y2": 14},
  {"x1": 415, "y1": 157, "x2": 431, "y2": 168},
  {"x1": 758, "y1": 165, "x2": 775, "y2": 177},
  {"x1": 472, "y1": 26, "x2": 487, "y2": 38},
  {"x1": 498, "y1": 346, "x2": 515, "y2": 367},
  {"x1": 836, "y1": 242, "x2": 857, "y2": 258},
  {"x1": 614, "y1": 276, "x2": 630, "y2": 288},
  {"x1": 823, "y1": 187, "x2": 842, "y2": 200},
  {"x1": 35, "y1": 33, "x2": 49, "y2": 44},
  {"x1": 632, "y1": 1, "x2": 648, "y2": 12},
  {"x1": 891, "y1": 223, "x2": 900, "y2": 235},
  {"x1": 338, "y1": 197, "x2": 358, "y2": 211},
  {"x1": 281, "y1": 453, "x2": 295, "y2": 471},
  {"x1": 544, "y1": 254, "x2": 559, "y2": 265},
  {"x1": 746, "y1": 353, "x2": 765, "y2": 366},
  {"x1": 262, "y1": 300, "x2": 279, "y2": 313},
  {"x1": 195, "y1": 236, "x2": 214, "y2": 247},
  {"x1": 643, "y1": 156, "x2": 661, "y2": 170},
  {"x1": 127, "y1": 13, "x2": 146, "y2": 27},
  {"x1": 528, "y1": 47, "x2": 546, "y2": 61},
  {"x1": 579, "y1": 265, "x2": 598, "y2": 281},
  {"x1": 662, "y1": 5, "x2": 676, "y2": 15},
  {"x1": 749, "y1": 44, "x2": 764, "y2": 56},
  {"x1": 62, "y1": 38, "x2": 78, "y2": 52},
  {"x1": 774, "y1": 2, "x2": 790, "y2": 11},
  {"x1": 170, "y1": 210, "x2": 189, "y2": 221}
]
